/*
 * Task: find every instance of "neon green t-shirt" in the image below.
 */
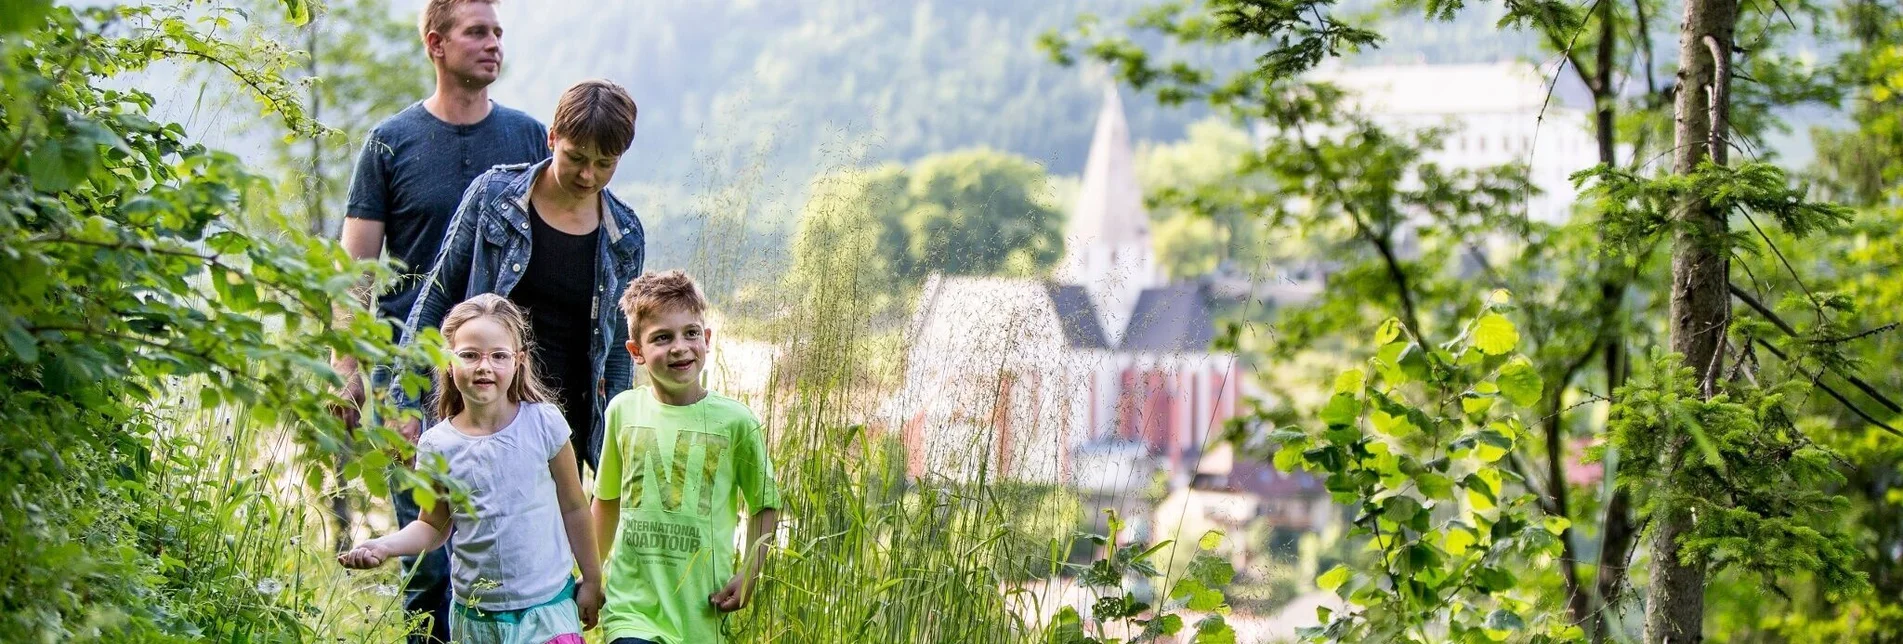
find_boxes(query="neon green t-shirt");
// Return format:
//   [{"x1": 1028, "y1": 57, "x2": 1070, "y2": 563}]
[{"x1": 595, "y1": 387, "x2": 780, "y2": 644}]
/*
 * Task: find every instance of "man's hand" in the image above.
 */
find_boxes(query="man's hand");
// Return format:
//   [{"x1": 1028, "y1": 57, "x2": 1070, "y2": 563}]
[
  {"x1": 575, "y1": 578, "x2": 603, "y2": 629},
  {"x1": 329, "y1": 355, "x2": 365, "y2": 430},
  {"x1": 399, "y1": 418, "x2": 423, "y2": 444},
  {"x1": 709, "y1": 574, "x2": 753, "y2": 612},
  {"x1": 337, "y1": 541, "x2": 393, "y2": 569}
]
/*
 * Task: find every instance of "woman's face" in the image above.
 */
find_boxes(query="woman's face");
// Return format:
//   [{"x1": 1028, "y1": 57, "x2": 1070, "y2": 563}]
[{"x1": 547, "y1": 136, "x2": 622, "y2": 197}]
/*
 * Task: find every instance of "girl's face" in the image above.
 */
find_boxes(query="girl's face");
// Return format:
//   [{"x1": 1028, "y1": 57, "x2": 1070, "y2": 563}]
[{"x1": 448, "y1": 316, "x2": 519, "y2": 409}]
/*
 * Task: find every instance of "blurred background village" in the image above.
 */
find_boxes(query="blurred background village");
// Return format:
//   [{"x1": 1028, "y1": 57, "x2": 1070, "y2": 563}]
[{"x1": 138, "y1": 0, "x2": 1861, "y2": 640}]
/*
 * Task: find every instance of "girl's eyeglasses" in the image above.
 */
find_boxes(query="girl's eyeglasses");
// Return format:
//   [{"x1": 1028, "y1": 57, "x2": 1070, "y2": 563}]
[{"x1": 452, "y1": 349, "x2": 516, "y2": 367}]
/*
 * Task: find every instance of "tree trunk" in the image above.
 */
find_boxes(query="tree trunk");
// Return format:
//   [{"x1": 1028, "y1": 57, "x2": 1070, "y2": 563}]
[
  {"x1": 304, "y1": 18, "x2": 327, "y2": 237},
  {"x1": 1648, "y1": 0, "x2": 1739, "y2": 639},
  {"x1": 1591, "y1": 331, "x2": 1635, "y2": 643}
]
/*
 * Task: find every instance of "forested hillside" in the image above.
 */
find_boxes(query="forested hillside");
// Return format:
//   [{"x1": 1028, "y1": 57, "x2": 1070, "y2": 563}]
[{"x1": 485, "y1": 0, "x2": 1541, "y2": 180}]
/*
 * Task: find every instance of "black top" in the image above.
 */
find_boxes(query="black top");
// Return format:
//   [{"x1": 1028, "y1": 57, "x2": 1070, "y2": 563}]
[
  {"x1": 345, "y1": 101, "x2": 550, "y2": 324},
  {"x1": 510, "y1": 203, "x2": 601, "y2": 459}
]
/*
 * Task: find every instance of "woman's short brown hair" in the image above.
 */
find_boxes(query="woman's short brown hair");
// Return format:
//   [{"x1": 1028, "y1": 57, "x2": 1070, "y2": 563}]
[{"x1": 551, "y1": 79, "x2": 639, "y2": 157}]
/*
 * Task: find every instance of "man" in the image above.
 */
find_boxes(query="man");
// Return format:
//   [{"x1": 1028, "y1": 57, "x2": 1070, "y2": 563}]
[{"x1": 330, "y1": 1, "x2": 549, "y2": 641}]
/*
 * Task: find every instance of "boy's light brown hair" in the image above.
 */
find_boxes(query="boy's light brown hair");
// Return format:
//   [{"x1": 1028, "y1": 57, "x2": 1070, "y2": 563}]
[
  {"x1": 619, "y1": 270, "x2": 708, "y2": 340},
  {"x1": 551, "y1": 79, "x2": 639, "y2": 157},
  {"x1": 418, "y1": 0, "x2": 498, "y2": 42}
]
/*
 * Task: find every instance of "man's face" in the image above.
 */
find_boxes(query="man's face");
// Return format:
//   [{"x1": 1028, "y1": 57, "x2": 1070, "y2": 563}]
[
  {"x1": 548, "y1": 136, "x2": 623, "y2": 196},
  {"x1": 626, "y1": 307, "x2": 710, "y2": 394},
  {"x1": 428, "y1": 3, "x2": 503, "y2": 87}
]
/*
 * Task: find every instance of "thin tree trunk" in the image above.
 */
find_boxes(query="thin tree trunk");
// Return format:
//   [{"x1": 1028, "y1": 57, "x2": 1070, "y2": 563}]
[
  {"x1": 1592, "y1": 333, "x2": 1635, "y2": 643},
  {"x1": 1648, "y1": 0, "x2": 1739, "y2": 639},
  {"x1": 304, "y1": 16, "x2": 354, "y2": 547},
  {"x1": 304, "y1": 18, "x2": 327, "y2": 237}
]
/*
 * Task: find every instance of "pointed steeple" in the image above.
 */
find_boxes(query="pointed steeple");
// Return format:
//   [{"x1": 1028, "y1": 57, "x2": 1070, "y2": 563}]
[{"x1": 1060, "y1": 83, "x2": 1158, "y2": 346}]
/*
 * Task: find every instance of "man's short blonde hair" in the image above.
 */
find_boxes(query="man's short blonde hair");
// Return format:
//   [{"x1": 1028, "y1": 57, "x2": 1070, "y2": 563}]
[
  {"x1": 619, "y1": 270, "x2": 709, "y2": 340},
  {"x1": 418, "y1": 0, "x2": 499, "y2": 42}
]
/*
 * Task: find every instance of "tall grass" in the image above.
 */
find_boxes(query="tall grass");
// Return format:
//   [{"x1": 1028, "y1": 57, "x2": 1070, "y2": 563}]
[
  {"x1": 707, "y1": 167, "x2": 1097, "y2": 643},
  {"x1": 130, "y1": 377, "x2": 411, "y2": 643}
]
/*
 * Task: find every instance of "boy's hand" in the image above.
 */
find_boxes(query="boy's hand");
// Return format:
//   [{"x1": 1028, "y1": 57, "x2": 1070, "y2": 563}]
[
  {"x1": 336, "y1": 541, "x2": 393, "y2": 569},
  {"x1": 709, "y1": 574, "x2": 753, "y2": 612},
  {"x1": 575, "y1": 578, "x2": 603, "y2": 630}
]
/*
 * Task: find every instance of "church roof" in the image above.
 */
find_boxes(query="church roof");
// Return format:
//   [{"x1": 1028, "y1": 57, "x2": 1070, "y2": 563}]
[
  {"x1": 1045, "y1": 283, "x2": 1109, "y2": 349},
  {"x1": 1064, "y1": 84, "x2": 1149, "y2": 251},
  {"x1": 1120, "y1": 283, "x2": 1217, "y2": 352}
]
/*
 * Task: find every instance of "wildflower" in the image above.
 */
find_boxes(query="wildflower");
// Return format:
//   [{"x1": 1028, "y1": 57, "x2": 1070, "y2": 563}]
[
  {"x1": 373, "y1": 584, "x2": 399, "y2": 597},
  {"x1": 257, "y1": 577, "x2": 284, "y2": 596}
]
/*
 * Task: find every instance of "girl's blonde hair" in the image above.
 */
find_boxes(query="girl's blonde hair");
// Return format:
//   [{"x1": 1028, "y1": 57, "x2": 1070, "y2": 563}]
[{"x1": 434, "y1": 293, "x2": 552, "y2": 419}]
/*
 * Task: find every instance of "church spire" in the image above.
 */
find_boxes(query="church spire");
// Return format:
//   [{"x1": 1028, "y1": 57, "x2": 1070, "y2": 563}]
[{"x1": 1060, "y1": 82, "x2": 1158, "y2": 346}]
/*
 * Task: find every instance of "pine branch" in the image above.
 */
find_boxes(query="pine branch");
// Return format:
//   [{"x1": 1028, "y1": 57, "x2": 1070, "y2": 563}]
[{"x1": 1731, "y1": 283, "x2": 1903, "y2": 416}]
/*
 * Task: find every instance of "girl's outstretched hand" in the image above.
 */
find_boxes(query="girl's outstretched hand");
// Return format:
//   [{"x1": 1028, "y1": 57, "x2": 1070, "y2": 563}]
[{"x1": 337, "y1": 542, "x2": 393, "y2": 569}]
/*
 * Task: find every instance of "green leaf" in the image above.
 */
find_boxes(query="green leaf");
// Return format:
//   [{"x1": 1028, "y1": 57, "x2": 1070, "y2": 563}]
[
  {"x1": 1485, "y1": 609, "x2": 1527, "y2": 631},
  {"x1": 1319, "y1": 393, "x2": 1361, "y2": 428},
  {"x1": 279, "y1": 0, "x2": 311, "y2": 25},
  {"x1": 1543, "y1": 516, "x2": 1572, "y2": 535},
  {"x1": 1188, "y1": 585, "x2": 1226, "y2": 612},
  {"x1": 412, "y1": 484, "x2": 438, "y2": 513},
  {"x1": 1194, "y1": 615, "x2": 1236, "y2": 644},
  {"x1": 1473, "y1": 313, "x2": 1518, "y2": 355},
  {"x1": 1443, "y1": 526, "x2": 1476, "y2": 556},
  {"x1": 28, "y1": 141, "x2": 83, "y2": 192},
  {"x1": 1317, "y1": 564, "x2": 1352, "y2": 592},
  {"x1": 3, "y1": 323, "x2": 39, "y2": 364},
  {"x1": 1496, "y1": 358, "x2": 1543, "y2": 407},
  {"x1": 1189, "y1": 552, "x2": 1235, "y2": 588},
  {"x1": 1460, "y1": 393, "x2": 1494, "y2": 416},
  {"x1": 1375, "y1": 317, "x2": 1402, "y2": 344},
  {"x1": 0, "y1": 0, "x2": 52, "y2": 36},
  {"x1": 1273, "y1": 445, "x2": 1305, "y2": 472},
  {"x1": 1369, "y1": 410, "x2": 1418, "y2": 437},
  {"x1": 1466, "y1": 486, "x2": 1497, "y2": 511},
  {"x1": 1416, "y1": 472, "x2": 1454, "y2": 500},
  {"x1": 1333, "y1": 369, "x2": 1365, "y2": 395},
  {"x1": 1198, "y1": 530, "x2": 1224, "y2": 551},
  {"x1": 1171, "y1": 577, "x2": 1207, "y2": 600},
  {"x1": 1473, "y1": 567, "x2": 1517, "y2": 592}
]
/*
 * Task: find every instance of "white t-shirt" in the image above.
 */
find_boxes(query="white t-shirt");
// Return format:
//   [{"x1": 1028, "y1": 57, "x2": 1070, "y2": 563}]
[{"x1": 416, "y1": 401, "x2": 575, "y2": 611}]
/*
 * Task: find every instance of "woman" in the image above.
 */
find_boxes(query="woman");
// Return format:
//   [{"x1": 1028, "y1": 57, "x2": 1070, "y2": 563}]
[{"x1": 398, "y1": 79, "x2": 645, "y2": 473}]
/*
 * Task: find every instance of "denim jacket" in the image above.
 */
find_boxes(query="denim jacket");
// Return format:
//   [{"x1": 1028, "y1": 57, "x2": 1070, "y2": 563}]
[{"x1": 394, "y1": 158, "x2": 645, "y2": 458}]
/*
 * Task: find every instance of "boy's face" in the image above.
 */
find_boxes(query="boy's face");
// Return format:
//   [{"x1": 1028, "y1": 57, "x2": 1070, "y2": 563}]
[
  {"x1": 626, "y1": 307, "x2": 711, "y2": 394},
  {"x1": 448, "y1": 316, "x2": 518, "y2": 409},
  {"x1": 548, "y1": 136, "x2": 623, "y2": 197},
  {"x1": 428, "y1": 3, "x2": 503, "y2": 87}
]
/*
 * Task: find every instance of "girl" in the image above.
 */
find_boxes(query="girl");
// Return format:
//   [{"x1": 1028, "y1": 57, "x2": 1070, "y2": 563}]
[{"x1": 342, "y1": 294, "x2": 603, "y2": 644}]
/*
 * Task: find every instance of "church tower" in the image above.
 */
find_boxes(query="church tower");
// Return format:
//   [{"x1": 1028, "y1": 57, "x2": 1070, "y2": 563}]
[{"x1": 1059, "y1": 83, "x2": 1160, "y2": 346}]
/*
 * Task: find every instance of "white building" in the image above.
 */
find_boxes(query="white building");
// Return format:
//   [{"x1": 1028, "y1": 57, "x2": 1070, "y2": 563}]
[
  {"x1": 1302, "y1": 62, "x2": 1604, "y2": 224},
  {"x1": 891, "y1": 85, "x2": 1243, "y2": 489}
]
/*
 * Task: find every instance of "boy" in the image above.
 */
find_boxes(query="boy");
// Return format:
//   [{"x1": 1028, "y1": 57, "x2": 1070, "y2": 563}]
[{"x1": 592, "y1": 271, "x2": 781, "y2": 644}]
